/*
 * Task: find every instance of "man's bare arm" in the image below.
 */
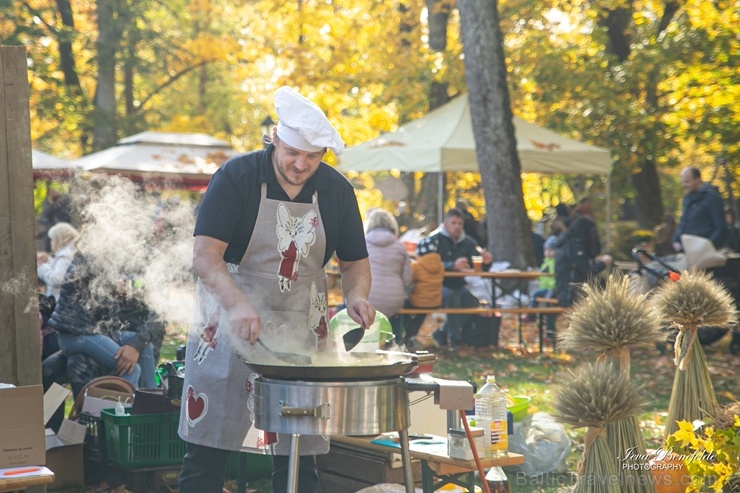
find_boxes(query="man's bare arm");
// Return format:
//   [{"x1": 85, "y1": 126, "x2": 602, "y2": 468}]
[
  {"x1": 338, "y1": 257, "x2": 375, "y2": 328},
  {"x1": 193, "y1": 235, "x2": 260, "y2": 343}
]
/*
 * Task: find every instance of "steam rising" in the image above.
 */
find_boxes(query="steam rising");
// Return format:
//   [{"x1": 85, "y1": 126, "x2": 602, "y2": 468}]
[{"x1": 63, "y1": 172, "x2": 196, "y2": 330}]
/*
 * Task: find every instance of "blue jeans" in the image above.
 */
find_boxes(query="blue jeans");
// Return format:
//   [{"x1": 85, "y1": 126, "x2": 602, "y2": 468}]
[
  {"x1": 529, "y1": 288, "x2": 551, "y2": 308},
  {"x1": 57, "y1": 331, "x2": 155, "y2": 387}
]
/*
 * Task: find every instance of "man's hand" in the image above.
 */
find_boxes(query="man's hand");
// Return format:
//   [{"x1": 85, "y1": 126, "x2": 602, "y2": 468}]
[
  {"x1": 227, "y1": 300, "x2": 261, "y2": 345},
  {"x1": 115, "y1": 346, "x2": 140, "y2": 376},
  {"x1": 481, "y1": 250, "x2": 493, "y2": 264},
  {"x1": 672, "y1": 241, "x2": 682, "y2": 252},
  {"x1": 453, "y1": 257, "x2": 470, "y2": 271},
  {"x1": 194, "y1": 235, "x2": 261, "y2": 345},
  {"x1": 338, "y1": 257, "x2": 375, "y2": 329},
  {"x1": 346, "y1": 298, "x2": 376, "y2": 330}
]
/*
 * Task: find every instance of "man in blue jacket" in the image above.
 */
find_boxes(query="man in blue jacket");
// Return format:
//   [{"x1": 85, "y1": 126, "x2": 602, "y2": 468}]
[{"x1": 672, "y1": 167, "x2": 726, "y2": 252}]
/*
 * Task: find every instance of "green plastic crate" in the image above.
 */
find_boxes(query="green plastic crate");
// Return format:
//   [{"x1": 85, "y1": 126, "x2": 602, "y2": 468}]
[{"x1": 101, "y1": 408, "x2": 186, "y2": 468}]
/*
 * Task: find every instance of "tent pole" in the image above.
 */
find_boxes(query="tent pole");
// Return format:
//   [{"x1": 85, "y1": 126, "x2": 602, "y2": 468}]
[
  {"x1": 438, "y1": 172, "x2": 444, "y2": 224},
  {"x1": 605, "y1": 173, "x2": 612, "y2": 254}
]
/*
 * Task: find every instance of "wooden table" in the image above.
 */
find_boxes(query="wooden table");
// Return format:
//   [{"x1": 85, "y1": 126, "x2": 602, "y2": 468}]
[
  {"x1": 333, "y1": 435, "x2": 524, "y2": 492},
  {"x1": 445, "y1": 270, "x2": 551, "y2": 346}
]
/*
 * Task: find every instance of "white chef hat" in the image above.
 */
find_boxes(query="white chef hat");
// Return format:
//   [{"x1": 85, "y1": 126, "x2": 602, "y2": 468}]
[{"x1": 274, "y1": 86, "x2": 345, "y2": 156}]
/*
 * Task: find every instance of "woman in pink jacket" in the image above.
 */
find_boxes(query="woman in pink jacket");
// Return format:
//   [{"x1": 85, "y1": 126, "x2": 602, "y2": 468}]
[{"x1": 364, "y1": 208, "x2": 413, "y2": 342}]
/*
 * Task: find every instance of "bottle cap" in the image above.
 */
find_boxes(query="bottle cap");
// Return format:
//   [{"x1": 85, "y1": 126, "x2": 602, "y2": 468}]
[{"x1": 486, "y1": 375, "x2": 496, "y2": 383}]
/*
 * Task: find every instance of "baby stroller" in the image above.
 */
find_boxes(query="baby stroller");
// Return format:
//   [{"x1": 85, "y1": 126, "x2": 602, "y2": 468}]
[{"x1": 630, "y1": 249, "x2": 730, "y2": 350}]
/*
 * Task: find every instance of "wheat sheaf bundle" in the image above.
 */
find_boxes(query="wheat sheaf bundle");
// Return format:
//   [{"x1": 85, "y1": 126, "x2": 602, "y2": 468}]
[
  {"x1": 651, "y1": 268, "x2": 736, "y2": 342},
  {"x1": 562, "y1": 273, "x2": 662, "y2": 350},
  {"x1": 554, "y1": 361, "x2": 645, "y2": 493},
  {"x1": 651, "y1": 269, "x2": 737, "y2": 438},
  {"x1": 561, "y1": 273, "x2": 662, "y2": 372},
  {"x1": 559, "y1": 275, "x2": 660, "y2": 492},
  {"x1": 651, "y1": 268, "x2": 736, "y2": 373}
]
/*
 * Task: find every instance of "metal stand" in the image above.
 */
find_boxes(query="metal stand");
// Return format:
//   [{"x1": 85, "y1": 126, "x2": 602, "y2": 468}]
[
  {"x1": 287, "y1": 434, "x2": 301, "y2": 493},
  {"x1": 397, "y1": 429, "x2": 416, "y2": 493},
  {"x1": 285, "y1": 431, "x2": 414, "y2": 493}
]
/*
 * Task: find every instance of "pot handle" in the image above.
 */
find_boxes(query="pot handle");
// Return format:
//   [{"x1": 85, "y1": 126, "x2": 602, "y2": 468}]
[{"x1": 281, "y1": 403, "x2": 330, "y2": 419}]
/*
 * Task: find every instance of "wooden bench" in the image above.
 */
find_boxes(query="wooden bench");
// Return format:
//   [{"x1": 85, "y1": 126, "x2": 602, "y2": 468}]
[{"x1": 396, "y1": 306, "x2": 569, "y2": 352}]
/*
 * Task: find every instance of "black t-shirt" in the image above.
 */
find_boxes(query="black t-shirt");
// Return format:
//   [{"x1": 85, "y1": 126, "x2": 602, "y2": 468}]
[{"x1": 194, "y1": 144, "x2": 368, "y2": 266}]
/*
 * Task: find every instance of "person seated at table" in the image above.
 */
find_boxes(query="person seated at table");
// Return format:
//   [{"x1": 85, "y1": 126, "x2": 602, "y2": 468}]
[
  {"x1": 37, "y1": 222, "x2": 80, "y2": 301},
  {"x1": 364, "y1": 208, "x2": 413, "y2": 342},
  {"x1": 526, "y1": 236, "x2": 556, "y2": 314},
  {"x1": 524, "y1": 237, "x2": 558, "y2": 337},
  {"x1": 416, "y1": 208, "x2": 492, "y2": 348},
  {"x1": 402, "y1": 252, "x2": 444, "y2": 349}
]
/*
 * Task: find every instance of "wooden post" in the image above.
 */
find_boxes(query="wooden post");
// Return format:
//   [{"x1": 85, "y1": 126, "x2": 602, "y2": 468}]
[{"x1": 0, "y1": 45, "x2": 41, "y2": 386}]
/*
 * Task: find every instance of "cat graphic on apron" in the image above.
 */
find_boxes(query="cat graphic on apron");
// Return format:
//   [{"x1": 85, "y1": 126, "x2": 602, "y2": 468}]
[{"x1": 179, "y1": 183, "x2": 330, "y2": 455}]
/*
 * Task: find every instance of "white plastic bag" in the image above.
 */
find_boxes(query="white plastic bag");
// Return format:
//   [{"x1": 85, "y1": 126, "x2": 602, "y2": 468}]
[{"x1": 503, "y1": 412, "x2": 571, "y2": 477}]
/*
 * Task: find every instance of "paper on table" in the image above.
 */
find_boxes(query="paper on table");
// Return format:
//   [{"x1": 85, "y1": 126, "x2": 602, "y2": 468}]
[{"x1": 0, "y1": 466, "x2": 53, "y2": 478}]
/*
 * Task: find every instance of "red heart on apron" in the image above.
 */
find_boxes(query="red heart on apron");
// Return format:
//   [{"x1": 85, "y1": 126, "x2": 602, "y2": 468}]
[{"x1": 186, "y1": 386, "x2": 209, "y2": 426}]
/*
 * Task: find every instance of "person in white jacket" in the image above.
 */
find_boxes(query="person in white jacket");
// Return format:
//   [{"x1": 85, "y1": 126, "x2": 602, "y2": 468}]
[
  {"x1": 37, "y1": 222, "x2": 79, "y2": 300},
  {"x1": 364, "y1": 208, "x2": 413, "y2": 342}
]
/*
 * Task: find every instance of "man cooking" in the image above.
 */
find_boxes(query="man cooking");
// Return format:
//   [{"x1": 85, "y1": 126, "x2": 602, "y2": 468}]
[{"x1": 178, "y1": 86, "x2": 375, "y2": 493}]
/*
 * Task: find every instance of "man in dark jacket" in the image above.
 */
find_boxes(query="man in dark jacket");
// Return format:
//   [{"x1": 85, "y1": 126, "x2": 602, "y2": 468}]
[
  {"x1": 672, "y1": 167, "x2": 726, "y2": 251},
  {"x1": 416, "y1": 208, "x2": 492, "y2": 347}
]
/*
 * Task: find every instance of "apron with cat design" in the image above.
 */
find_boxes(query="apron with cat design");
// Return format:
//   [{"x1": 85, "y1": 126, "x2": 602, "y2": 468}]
[{"x1": 179, "y1": 182, "x2": 330, "y2": 455}]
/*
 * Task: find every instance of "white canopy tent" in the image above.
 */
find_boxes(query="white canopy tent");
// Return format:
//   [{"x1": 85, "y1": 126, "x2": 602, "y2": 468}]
[
  {"x1": 32, "y1": 149, "x2": 81, "y2": 179},
  {"x1": 337, "y1": 94, "x2": 613, "y2": 249},
  {"x1": 74, "y1": 131, "x2": 238, "y2": 189}
]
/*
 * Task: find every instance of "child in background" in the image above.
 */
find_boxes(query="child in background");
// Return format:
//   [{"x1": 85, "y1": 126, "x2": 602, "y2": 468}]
[{"x1": 523, "y1": 236, "x2": 557, "y2": 322}]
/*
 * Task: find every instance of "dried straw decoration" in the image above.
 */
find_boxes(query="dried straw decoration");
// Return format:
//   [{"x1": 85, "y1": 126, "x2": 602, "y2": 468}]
[
  {"x1": 650, "y1": 269, "x2": 737, "y2": 438},
  {"x1": 554, "y1": 361, "x2": 645, "y2": 493},
  {"x1": 560, "y1": 273, "x2": 662, "y2": 373},
  {"x1": 560, "y1": 273, "x2": 661, "y2": 492}
]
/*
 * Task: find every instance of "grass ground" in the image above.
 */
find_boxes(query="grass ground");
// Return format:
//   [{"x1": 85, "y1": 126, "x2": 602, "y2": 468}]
[{"x1": 68, "y1": 314, "x2": 738, "y2": 493}]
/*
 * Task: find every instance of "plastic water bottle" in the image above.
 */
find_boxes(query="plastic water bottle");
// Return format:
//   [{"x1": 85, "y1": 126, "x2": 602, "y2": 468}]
[{"x1": 474, "y1": 375, "x2": 508, "y2": 458}]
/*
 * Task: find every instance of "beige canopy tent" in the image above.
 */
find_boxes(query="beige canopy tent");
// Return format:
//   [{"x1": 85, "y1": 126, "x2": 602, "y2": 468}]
[
  {"x1": 337, "y1": 93, "x2": 613, "y2": 248},
  {"x1": 74, "y1": 131, "x2": 238, "y2": 189}
]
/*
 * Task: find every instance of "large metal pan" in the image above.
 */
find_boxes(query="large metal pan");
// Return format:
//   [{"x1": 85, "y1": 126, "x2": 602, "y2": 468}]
[{"x1": 240, "y1": 352, "x2": 427, "y2": 381}]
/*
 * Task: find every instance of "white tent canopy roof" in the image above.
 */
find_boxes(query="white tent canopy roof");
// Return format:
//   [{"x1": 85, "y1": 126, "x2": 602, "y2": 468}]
[
  {"x1": 338, "y1": 94, "x2": 611, "y2": 175},
  {"x1": 32, "y1": 149, "x2": 74, "y2": 170},
  {"x1": 74, "y1": 131, "x2": 237, "y2": 185}
]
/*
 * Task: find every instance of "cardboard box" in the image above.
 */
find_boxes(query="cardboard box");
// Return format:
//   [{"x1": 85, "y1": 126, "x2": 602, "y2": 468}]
[
  {"x1": 0, "y1": 385, "x2": 45, "y2": 468},
  {"x1": 45, "y1": 419, "x2": 87, "y2": 488}
]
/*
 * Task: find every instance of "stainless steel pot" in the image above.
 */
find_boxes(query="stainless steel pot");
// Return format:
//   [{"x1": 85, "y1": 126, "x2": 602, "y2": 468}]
[{"x1": 253, "y1": 376, "x2": 408, "y2": 435}]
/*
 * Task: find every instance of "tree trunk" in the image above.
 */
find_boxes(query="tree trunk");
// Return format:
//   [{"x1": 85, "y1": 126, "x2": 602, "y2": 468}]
[
  {"x1": 631, "y1": 160, "x2": 664, "y2": 228},
  {"x1": 92, "y1": 0, "x2": 120, "y2": 151},
  {"x1": 54, "y1": 0, "x2": 83, "y2": 97},
  {"x1": 602, "y1": 3, "x2": 666, "y2": 228},
  {"x1": 419, "y1": 0, "x2": 452, "y2": 226},
  {"x1": 458, "y1": 0, "x2": 534, "y2": 268}
]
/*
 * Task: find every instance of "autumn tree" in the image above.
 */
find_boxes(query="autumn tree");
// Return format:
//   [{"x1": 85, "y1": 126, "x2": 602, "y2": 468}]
[{"x1": 457, "y1": 0, "x2": 534, "y2": 267}]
